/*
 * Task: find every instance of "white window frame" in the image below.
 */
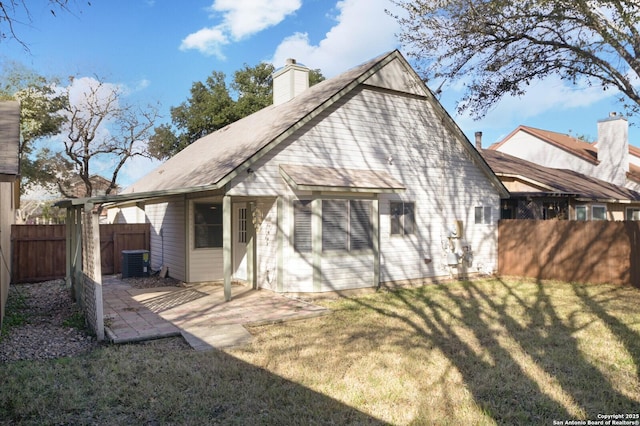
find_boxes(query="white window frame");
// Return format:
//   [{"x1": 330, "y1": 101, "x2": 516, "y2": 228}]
[
  {"x1": 474, "y1": 206, "x2": 492, "y2": 225},
  {"x1": 322, "y1": 199, "x2": 372, "y2": 252},
  {"x1": 591, "y1": 205, "x2": 607, "y2": 221},
  {"x1": 626, "y1": 207, "x2": 640, "y2": 220},
  {"x1": 390, "y1": 201, "x2": 415, "y2": 236},
  {"x1": 575, "y1": 205, "x2": 588, "y2": 221},
  {"x1": 193, "y1": 202, "x2": 223, "y2": 249}
]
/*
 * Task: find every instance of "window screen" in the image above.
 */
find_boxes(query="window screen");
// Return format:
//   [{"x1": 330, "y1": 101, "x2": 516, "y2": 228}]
[
  {"x1": 475, "y1": 206, "x2": 492, "y2": 224},
  {"x1": 194, "y1": 203, "x2": 223, "y2": 248},
  {"x1": 322, "y1": 200, "x2": 348, "y2": 251},
  {"x1": 391, "y1": 202, "x2": 415, "y2": 235},
  {"x1": 350, "y1": 200, "x2": 372, "y2": 250},
  {"x1": 294, "y1": 200, "x2": 312, "y2": 252}
]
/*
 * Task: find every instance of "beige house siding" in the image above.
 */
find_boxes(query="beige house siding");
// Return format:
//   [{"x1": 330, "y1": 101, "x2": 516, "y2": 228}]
[
  {"x1": 145, "y1": 200, "x2": 186, "y2": 281},
  {"x1": 229, "y1": 82, "x2": 501, "y2": 289},
  {"x1": 497, "y1": 131, "x2": 599, "y2": 177}
]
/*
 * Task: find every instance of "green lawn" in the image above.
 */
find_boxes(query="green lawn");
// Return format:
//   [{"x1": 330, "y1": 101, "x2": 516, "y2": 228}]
[{"x1": 2, "y1": 278, "x2": 639, "y2": 425}]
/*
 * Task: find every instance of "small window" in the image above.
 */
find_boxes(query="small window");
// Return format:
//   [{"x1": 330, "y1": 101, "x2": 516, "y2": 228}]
[
  {"x1": 294, "y1": 200, "x2": 312, "y2": 253},
  {"x1": 592, "y1": 205, "x2": 606, "y2": 221},
  {"x1": 575, "y1": 205, "x2": 587, "y2": 221},
  {"x1": 626, "y1": 207, "x2": 640, "y2": 220},
  {"x1": 194, "y1": 203, "x2": 223, "y2": 248},
  {"x1": 390, "y1": 202, "x2": 415, "y2": 236},
  {"x1": 474, "y1": 206, "x2": 492, "y2": 225},
  {"x1": 238, "y1": 208, "x2": 247, "y2": 243}
]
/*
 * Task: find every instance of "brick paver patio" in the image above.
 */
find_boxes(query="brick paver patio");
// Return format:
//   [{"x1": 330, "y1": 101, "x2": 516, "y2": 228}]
[{"x1": 102, "y1": 276, "x2": 329, "y2": 350}]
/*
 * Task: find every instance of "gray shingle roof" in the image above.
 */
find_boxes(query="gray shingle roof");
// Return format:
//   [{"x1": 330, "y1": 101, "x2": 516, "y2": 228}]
[
  {"x1": 482, "y1": 149, "x2": 640, "y2": 201},
  {"x1": 123, "y1": 51, "x2": 395, "y2": 195}
]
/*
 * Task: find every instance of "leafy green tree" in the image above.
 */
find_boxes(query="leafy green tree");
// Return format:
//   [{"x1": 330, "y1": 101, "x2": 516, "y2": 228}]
[
  {"x1": 232, "y1": 63, "x2": 275, "y2": 118},
  {"x1": 390, "y1": 0, "x2": 640, "y2": 118},
  {"x1": 0, "y1": 63, "x2": 69, "y2": 194},
  {"x1": 149, "y1": 63, "x2": 325, "y2": 160}
]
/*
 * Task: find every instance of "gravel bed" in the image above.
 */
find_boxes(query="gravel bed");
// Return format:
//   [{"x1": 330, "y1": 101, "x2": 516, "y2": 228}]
[
  {"x1": 0, "y1": 280, "x2": 101, "y2": 363},
  {"x1": 0, "y1": 276, "x2": 188, "y2": 363}
]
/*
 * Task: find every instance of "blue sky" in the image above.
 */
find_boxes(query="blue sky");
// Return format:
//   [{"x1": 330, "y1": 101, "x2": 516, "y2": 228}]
[{"x1": 2, "y1": 0, "x2": 638, "y2": 189}]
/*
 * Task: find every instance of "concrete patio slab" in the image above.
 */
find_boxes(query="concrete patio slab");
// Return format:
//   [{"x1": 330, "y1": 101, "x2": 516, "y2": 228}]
[{"x1": 101, "y1": 276, "x2": 330, "y2": 350}]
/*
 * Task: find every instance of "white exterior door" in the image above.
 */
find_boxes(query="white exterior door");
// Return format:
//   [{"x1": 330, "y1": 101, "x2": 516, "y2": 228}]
[{"x1": 233, "y1": 204, "x2": 248, "y2": 281}]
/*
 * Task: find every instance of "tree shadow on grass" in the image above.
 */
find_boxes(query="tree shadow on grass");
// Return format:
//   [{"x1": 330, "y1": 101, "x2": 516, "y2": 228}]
[
  {"x1": 569, "y1": 281, "x2": 640, "y2": 385},
  {"x1": 362, "y1": 278, "x2": 640, "y2": 424}
]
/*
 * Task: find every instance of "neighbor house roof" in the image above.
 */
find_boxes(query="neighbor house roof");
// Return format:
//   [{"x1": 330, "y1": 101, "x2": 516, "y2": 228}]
[
  {"x1": 489, "y1": 125, "x2": 599, "y2": 164},
  {"x1": 482, "y1": 149, "x2": 640, "y2": 202},
  {"x1": 0, "y1": 101, "x2": 20, "y2": 178}
]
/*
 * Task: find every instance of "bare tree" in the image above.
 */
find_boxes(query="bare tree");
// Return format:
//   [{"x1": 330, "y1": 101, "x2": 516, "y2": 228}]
[
  {"x1": 58, "y1": 77, "x2": 159, "y2": 198},
  {"x1": 390, "y1": 0, "x2": 640, "y2": 118},
  {"x1": 0, "y1": 0, "x2": 88, "y2": 48}
]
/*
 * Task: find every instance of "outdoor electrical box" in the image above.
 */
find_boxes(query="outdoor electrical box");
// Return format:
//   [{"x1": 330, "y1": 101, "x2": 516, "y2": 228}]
[{"x1": 121, "y1": 249, "x2": 150, "y2": 278}]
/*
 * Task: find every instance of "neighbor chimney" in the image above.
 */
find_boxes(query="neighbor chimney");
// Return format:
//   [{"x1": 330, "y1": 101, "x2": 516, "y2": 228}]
[
  {"x1": 596, "y1": 112, "x2": 629, "y2": 187},
  {"x1": 272, "y1": 58, "x2": 310, "y2": 106},
  {"x1": 475, "y1": 131, "x2": 483, "y2": 150}
]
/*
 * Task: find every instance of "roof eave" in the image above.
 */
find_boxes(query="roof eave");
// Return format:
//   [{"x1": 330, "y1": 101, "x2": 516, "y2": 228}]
[{"x1": 55, "y1": 183, "x2": 223, "y2": 209}]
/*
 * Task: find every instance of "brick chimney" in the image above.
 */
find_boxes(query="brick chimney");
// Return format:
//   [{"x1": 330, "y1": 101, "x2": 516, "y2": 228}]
[
  {"x1": 596, "y1": 112, "x2": 629, "y2": 186},
  {"x1": 475, "y1": 131, "x2": 483, "y2": 150},
  {"x1": 272, "y1": 58, "x2": 310, "y2": 106}
]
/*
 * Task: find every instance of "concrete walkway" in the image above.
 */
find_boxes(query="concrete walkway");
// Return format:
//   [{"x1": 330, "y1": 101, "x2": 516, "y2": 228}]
[{"x1": 102, "y1": 276, "x2": 330, "y2": 351}]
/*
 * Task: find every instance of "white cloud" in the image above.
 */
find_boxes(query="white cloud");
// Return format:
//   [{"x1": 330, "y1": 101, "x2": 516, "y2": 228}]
[
  {"x1": 451, "y1": 75, "x2": 616, "y2": 136},
  {"x1": 270, "y1": 0, "x2": 403, "y2": 76},
  {"x1": 180, "y1": 26, "x2": 229, "y2": 58},
  {"x1": 211, "y1": 0, "x2": 302, "y2": 39},
  {"x1": 180, "y1": 0, "x2": 301, "y2": 58}
]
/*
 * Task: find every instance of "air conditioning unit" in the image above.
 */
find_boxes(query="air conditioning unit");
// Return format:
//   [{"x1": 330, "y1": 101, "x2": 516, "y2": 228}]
[{"x1": 121, "y1": 249, "x2": 150, "y2": 278}]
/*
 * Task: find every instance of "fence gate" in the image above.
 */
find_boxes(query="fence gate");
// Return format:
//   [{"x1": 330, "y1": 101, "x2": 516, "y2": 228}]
[{"x1": 12, "y1": 223, "x2": 151, "y2": 283}]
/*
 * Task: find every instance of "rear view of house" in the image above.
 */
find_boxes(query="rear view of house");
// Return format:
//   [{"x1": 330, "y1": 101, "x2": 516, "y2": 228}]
[{"x1": 109, "y1": 51, "x2": 507, "y2": 295}]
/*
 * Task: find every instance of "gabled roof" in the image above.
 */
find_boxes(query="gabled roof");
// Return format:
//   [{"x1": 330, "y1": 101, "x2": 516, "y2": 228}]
[
  {"x1": 0, "y1": 101, "x2": 20, "y2": 177},
  {"x1": 123, "y1": 51, "x2": 400, "y2": 195},
  {"x1": 482, "y1": 149, "x2": 640, "y2": 202},
  {"x1": 489, "y1": 125, "x2": 599, "y2": 164},
  {"x1": 56, "y1": 50, "x2": 505, "y2": 208}
]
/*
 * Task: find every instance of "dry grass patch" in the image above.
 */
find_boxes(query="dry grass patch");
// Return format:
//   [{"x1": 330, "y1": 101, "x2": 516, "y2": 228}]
[
  {"x1": 232, "y1": 278, "x2": 640, "y2": 424},
  {"x1": 1, "y1": 278, "x2": 639, "y2": 425}
]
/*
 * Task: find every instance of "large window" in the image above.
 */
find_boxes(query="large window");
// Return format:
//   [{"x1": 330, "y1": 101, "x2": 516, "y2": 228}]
[
  {"x1": 322, "y1": 200, "x2": 372, "y2": 252},
  {"x1": 194, "y1": 203, "x2": 223, "y2": 248},
  {"x1": 390, "y1": 202, "x2": 415, "y2": 235},
  {"x1": 474, "y1": 206, "x2": 492, "y2": 225}
]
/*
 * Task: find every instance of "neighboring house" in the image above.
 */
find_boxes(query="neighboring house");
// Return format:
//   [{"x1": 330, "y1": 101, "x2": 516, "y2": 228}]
[
  {"x1": 104, "y1": 50, "x2": 507, "y2": 295},
  {"x1": 0, "y1": 101, "x2": 20, "y2": 327},
  {"x1": 481, "y1": 149, "x2": 640, "y2": 220},
  {"x1": 64, "y1": 174, "x2": 118, "y2": 198},
  {"x1": 18, "y1": 175, "x2": 117, "y2": 224},
  {"x1": 488, "y1": 114, "x2": 640, "y2": 191}
]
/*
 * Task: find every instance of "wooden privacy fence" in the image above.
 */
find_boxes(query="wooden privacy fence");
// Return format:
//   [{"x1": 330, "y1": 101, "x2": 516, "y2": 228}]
[
  {"x1": 12, "y1": 223, "x2": 150, "y2": 283},
  {"x1": 498, "y1": 220, "x2": 640, "y2": 287}
]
